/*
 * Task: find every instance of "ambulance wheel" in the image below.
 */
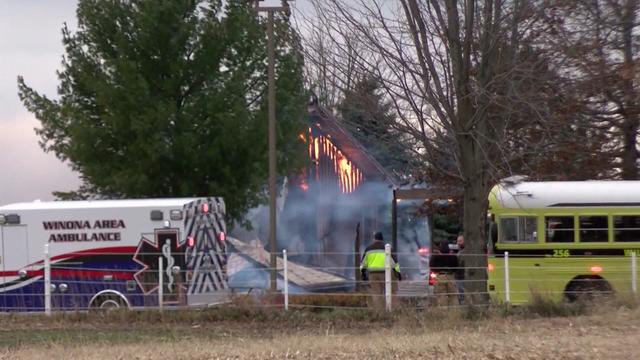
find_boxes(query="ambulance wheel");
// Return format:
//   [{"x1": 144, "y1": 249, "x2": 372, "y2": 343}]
[{"x1": 90, "y1": 293, "x2": 127, "y2": 310}]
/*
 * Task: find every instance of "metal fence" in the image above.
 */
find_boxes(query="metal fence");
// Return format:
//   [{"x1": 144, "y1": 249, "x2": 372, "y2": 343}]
[{"x1": 3, "y1": 244, "x2": 640, "y2": 314}]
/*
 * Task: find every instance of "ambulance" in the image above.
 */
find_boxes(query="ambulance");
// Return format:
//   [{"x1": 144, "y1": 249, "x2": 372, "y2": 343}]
[{"x1": 0, "y1": 197, "x2": 228, "y2": 311}]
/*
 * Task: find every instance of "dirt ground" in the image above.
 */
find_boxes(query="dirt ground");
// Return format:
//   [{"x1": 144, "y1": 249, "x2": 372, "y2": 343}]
[{"x1": 0, "y1": 307, "x2": 639, "y2": 359}]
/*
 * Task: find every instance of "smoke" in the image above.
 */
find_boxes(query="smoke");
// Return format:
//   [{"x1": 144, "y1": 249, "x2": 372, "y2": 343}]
[
  {"x1": 226, "y1": 251, "x2": 308, "y2": 294},
  {"x1": 229, "y1": 178, "x2": 431, "y2": 287},
  {"x1": 396, "y1": 199, "x2": 431, "y2": 279}
]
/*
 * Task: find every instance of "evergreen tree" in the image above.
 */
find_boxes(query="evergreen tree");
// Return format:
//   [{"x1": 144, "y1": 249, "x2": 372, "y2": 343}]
[
  {"x1": 337, "y1": 76, "x2": 411, "y2": 174},
  {"x1": 17, "y1": 0, "x2": 307, "y2": 224}
]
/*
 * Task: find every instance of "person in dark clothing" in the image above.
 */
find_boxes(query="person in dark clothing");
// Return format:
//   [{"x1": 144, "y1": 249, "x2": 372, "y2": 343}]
[
  {"x1": 430, "y1": 241, "x2": 458, "y2": 271},
  {"x1": 429, "y1": 241, "x2": 458, "y2": 307}
]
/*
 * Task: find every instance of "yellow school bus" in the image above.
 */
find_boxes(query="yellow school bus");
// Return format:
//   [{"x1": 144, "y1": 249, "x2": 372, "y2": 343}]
[{"x1": 487, "y1": 180, "x2": 640, "y2": 303}]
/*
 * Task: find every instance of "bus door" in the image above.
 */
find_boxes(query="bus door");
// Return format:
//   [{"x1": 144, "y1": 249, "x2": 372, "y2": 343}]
[{"x1": 0, "y1": 225, "x2": 29, "y2": 310}]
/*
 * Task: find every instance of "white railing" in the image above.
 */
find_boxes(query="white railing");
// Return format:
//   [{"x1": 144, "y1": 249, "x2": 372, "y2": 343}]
[{"x1": 5, "y1": 246, "x2": 640, "y2": 314}]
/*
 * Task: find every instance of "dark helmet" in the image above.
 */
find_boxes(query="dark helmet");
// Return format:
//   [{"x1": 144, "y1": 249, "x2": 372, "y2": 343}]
[{"x1": 374, "y1": 232, "x2": 384, "y2": 241}]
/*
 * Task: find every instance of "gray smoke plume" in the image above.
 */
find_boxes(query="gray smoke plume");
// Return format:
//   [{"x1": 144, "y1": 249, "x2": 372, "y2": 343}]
[{"x1": 228, "y1": 178, "x2": 431, "y2": 291}]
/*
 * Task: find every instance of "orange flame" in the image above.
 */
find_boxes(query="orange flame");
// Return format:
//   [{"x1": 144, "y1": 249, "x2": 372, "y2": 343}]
[
  {"x1": 339, "y1": 156, "x2": 352, "y2": 192},
  {"x1": 307, "y1": 130, "x2": 363, "y2": 194}
]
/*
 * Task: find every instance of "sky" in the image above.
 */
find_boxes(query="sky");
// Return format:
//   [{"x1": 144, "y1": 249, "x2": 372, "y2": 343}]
[
  {"x1": 0, "y1": 0, "x2": 81, "y2": 205},
  {"x1": 0, "y1": 0, "x2": 314, "y2": 205}
]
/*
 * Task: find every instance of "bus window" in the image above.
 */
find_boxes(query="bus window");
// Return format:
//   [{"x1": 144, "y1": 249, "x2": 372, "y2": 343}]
[
  {"x1": 579, "y1": 216, "x2": 608, "y2": 242},
  {"x1": 614, "y1": 216, "x2": 640, "y2": 242},
  {"x1": 545, "y1": 216, "x2": 574, "y2": 243},
  {"x1": 522, "y1": 217, "x2": 537, "y2": 242},
  {"x1": 499, "y1": 216, "x2": 537, "y2": 243},
  {"x1": 500, "y1": 218, "x2": 518, "y2": 242}
]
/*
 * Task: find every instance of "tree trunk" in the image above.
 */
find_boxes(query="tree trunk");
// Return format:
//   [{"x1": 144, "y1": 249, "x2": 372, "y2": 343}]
[
  {"x1": 462, "y1": 183, "x2": 490, "y2": 305},
  {"x1": 459, "y1": 134, "x2": 490, "y2": 305},
  {"x1": 621, "y1": 117, "x2": 639, "y2": 180}
]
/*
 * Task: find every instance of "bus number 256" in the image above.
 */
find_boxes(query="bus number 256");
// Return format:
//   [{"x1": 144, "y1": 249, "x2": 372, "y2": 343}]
[{"x1": 553, "y1": 249, "x2": 570, "y2": 258}]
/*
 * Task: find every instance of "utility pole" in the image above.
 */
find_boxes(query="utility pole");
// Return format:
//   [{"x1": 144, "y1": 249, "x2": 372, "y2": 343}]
[{"x1": 255, "y1": 0, "x2": 291, "y2": 293}]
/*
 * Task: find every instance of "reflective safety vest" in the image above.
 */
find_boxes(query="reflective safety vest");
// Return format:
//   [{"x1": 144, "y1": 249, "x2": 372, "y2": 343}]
[{"x1": 360, "y1": 242, "x2": 401, "y2": 273}]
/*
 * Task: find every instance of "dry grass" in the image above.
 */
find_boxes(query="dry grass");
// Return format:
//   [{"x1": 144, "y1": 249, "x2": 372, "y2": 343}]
[{"x1": 1, "y1": 301, "x2": 640, "y2": 359}]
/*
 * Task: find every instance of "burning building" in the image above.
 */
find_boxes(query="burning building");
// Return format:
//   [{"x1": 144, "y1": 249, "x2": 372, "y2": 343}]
[
  {"x1": 277, "y1": 101, "x2": 402, "y2": 280},
  {"x1": 229, "y1": 100, "x2": 430, "y2": 291}
]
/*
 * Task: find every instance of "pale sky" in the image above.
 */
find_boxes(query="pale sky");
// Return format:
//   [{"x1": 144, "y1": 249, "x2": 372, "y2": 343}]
[
  {"x1": 0, "y1": 0, "x2": 313, "y2": 205},
  {"x1": 0, "y1": 0, "x2": 81, "y2": 205}
]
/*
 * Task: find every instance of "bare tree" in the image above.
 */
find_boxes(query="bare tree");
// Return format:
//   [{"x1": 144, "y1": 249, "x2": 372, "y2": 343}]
[
  {"x1": 294, "y1": 2, "x2": 365, "y2": 109},
  {"x1": 300, "y1": 0, "x2": 572, "y2": 302},
  {"x1": 543, "y1": 0, "x2": 639, "y2": 179}
]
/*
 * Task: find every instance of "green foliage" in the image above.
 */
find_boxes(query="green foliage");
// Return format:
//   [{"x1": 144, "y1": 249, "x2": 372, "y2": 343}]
[
  {"x1": 337, "y1": 76, "x2": 412, "y2": 173},
  {"x1": 17, "y1": 0, "x2": 307, "y2": 224},
  {"x1": 431, "y1": 212, "x2": 461, "y2": 245}
]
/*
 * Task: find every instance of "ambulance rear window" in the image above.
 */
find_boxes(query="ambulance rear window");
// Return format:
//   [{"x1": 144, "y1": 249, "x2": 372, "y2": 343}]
[{"x1": 150, "y1": 210, "x2": 163, "y2": 221}]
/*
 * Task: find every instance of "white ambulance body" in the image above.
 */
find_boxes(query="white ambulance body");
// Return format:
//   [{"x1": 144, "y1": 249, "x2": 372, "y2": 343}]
[{"x1": 0, "y1": 197, "x2": 227, "y2": 311}]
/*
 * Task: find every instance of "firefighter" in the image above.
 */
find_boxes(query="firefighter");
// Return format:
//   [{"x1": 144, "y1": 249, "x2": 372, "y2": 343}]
[
  {"x1": 360, "y1": 232, "x2": 401, "y2": 309},
  {"x1": 430, "y1": 241, "x2": 458, "y2": 307}
]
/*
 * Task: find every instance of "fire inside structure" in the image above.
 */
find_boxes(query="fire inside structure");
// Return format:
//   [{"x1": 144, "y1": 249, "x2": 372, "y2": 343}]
[
  {"x1": 278, "y1": 101, "x2": 428, "y2": 281},
  {"x1": 304, "y1": 127, "x2": 364, "y2": 194},
  {"x1": 228, "y1": 101, "x2": 430, "y2": 290}
]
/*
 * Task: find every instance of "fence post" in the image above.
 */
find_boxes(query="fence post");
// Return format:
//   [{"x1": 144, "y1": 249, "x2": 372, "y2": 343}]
[
  {"x1": 504, "y1": 251, "x2": 510, "y2": 304},
  {"x1": 158, "y1": 257, "x2": 163, "y2": 312},
  {"x1": 632, "y1": 252, "x2": 637, "y2": 295},
  {"x1": 283, "y1": 249, "x2": 289, "y2": 311},
  {"x1": 384, "y1": 243, "x2": 392, "y2": 312},
  {"x1": 44, "y1": 244, "x2": 51, "y2": 315}
]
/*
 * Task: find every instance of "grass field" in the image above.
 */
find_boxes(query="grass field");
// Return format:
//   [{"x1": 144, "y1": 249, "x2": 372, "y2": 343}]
[{"x1": 1, "y1": 303, "x2": 639, "y2": 359}]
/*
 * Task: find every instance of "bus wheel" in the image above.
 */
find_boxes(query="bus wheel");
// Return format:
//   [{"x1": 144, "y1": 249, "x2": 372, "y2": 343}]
[{"x1": 564, "y1": 276, "x2": 613, "y2": 302}]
